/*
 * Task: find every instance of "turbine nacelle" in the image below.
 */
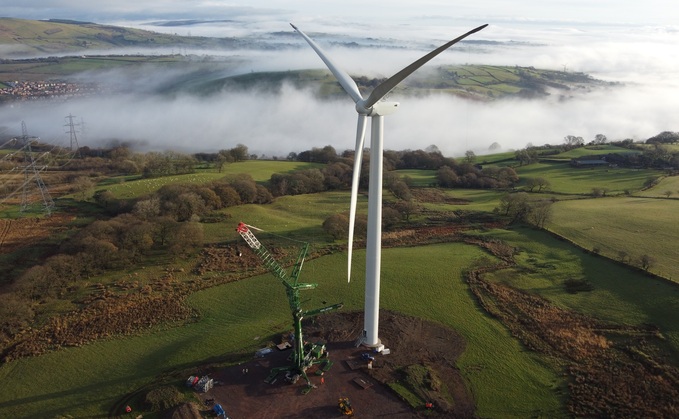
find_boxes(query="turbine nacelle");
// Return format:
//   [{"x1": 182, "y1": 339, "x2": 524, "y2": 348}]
[{"x1": 357, "y1": 100, "x2": 400, "y2": 117}]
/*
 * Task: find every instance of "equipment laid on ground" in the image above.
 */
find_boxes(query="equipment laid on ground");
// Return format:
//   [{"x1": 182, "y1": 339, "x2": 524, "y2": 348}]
[
  {"x1": 338, "y1": 397, "x2": 354, "y2": 416},
  {"x1": 213, "y1": 403, "x2": 228, "y2": 418},
  {"x1": 195, "y1": 375, "x2": 213, "y2": 393},
  {"x1": 185, "y1": 376, "x2": 200, "y2": 387},
  {"x1": 236, "y1": 222, "x2": 343, "y2": 389}
]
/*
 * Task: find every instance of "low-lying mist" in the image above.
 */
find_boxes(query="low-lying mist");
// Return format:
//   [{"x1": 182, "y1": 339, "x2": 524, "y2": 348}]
[
  {"x1": 2, "y1": 19, "x2": 678, "y2": 158},
  {"x1": 2, "y1": 77, "x2": 676, "y2": 158}
]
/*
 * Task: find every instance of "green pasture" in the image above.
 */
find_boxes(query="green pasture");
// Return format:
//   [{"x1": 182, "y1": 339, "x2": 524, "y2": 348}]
[
  {"x1": 547, "y1": 145, "x2": 637, "y2": 160},
  {"x1": 636, "y1": 175, "x2": 679, "y2": 198},
  {"x1": 217, "y1": 187, "x2": 503, "y2": 244},
  {"x1": 0, "y1": 18, "x2": 188, "y2": 54},
  {"x1": 476, "y1": 150, "x2": 516, "y2": 165},
  {"x1": 0, "y1": 56, "x2": 204, "y2": 80},
  {"x1": 208, "y1": 191, "x2": 361, "y2": 243},
  {"x1": 434, "y1": 65, "x2": 524, "y2": 97},
  {"x1": 95, "y1": 173, "x2": 222, "y2": 199},
  {"x1": 660, "y1": 144, "x2": 679, "y2": 153},
  {"x1": 38, "y1": 57, "x2": 155, "y2": 74},
  {"x1": 0, "y1": 243, "x2": 564, "y2": 418},
  {"x1": 547, "y1": 196, "x2": 679, "y2": 281},
  {"x1": 515, "y1": 162, "x2": 656, "y2": 195},
  {"x1": 98, "y1": 161, "x2": 322, "y2": 199},
  {"x1": 394, "y1": 169, "x2": 436, "y2": 186},
  {"x1": 482, "y1": 226, "x2": 679, "y2": 359},
  {"x1": 4, "y1": 189, "x2": 679, "y2": 418},
  {"x1": 417, "y1": 189, "x2": 503, "y2": 213}
]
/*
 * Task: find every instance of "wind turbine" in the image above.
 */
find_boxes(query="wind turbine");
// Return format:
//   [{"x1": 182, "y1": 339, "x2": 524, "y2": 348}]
[{"x1": 291, "y1": 22, "x2": 488, "y2": 347}]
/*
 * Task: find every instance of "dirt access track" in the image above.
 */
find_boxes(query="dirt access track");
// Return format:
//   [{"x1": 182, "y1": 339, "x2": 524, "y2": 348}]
[{"x1": 190, "y1": 310, "x2": 473, "y2": 419}]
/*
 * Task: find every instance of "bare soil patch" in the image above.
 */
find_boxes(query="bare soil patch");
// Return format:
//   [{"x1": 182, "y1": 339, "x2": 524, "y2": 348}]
[
  {"x1": 0, "y1": 213, "x2": 74, "y2": 255},
  {"x1": 467, "y1": 268, "x2": 679, "y2": 417},
  {"x1": 198, "y1": 310, "x2": 473, "y2": 419}
]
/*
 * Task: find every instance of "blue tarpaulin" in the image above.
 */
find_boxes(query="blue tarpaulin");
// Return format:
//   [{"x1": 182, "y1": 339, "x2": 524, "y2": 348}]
[{"x1": 213, "y1": 403, "x2": 225, "y2": 417}]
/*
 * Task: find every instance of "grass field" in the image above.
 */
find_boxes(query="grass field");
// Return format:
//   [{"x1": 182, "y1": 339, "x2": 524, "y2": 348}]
[
  {"x1": 3, "y1": 149, "x2": 679, "y2": 417},
  {"x1": 545, "y1": 145, "x2": 639, "y2": 160},
  {"x1": 482, "y1": 226, "x2": 679, "y2": 360},
  {"x1": 4, "y1": 214, "x2": 679, "y2": 417},
  {"x1": 207, "y1": 191, "x2": 364, "y2": 244},
  {"x1": 636, "y1": 175, "x2": 679, "y2": 198},
  {"x1": 515, "y1": 162, "x2": 656, "y2": 195},
  {"x1": 394, "y1": 169, "x2": 436, "y2": 186},
  {"x1": 547, "y1": 196, "x2": 679, "y2": 281},
  {"x1": 0, "y1": 243, "x2": 563, "y2": 418},
  {"x1": 98, "y1": 161, "x2": 322, "y2": 199}
]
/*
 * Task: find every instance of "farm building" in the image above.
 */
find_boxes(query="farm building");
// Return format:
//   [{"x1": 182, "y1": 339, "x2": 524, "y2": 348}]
[{"x1": 570, "y1": 158, "x2": 609, "y2": 167}]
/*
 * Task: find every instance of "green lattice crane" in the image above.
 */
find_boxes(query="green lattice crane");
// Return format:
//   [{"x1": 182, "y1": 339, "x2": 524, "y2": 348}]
[{"x1": 236, "y1": 222, "x2": 343, "y2": 388}]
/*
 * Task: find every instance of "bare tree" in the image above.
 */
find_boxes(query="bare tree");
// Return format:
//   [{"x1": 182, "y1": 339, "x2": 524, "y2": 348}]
[
  {"x1": 527, "y1": 200, "x2": 553, "y2": 228},
  {"x1": 0, "y1": 294, "x2": 34, "y2": 343},
  {"x1": 169, "y1": 222, "x2": 204, "y2": 256},
  {"x1": 526, "y1": 177, "x2": 550, "y2": 192},
  {"x1": 591, "y1": 187, "x2": 605, "y2": 197},
  {"x1": 71, "y1": 176, "x2": 95, "y2": 200},
  {"x1": 496, "y1": 192, "x2": 530, "y2": 222},
  {"x1": 382, "y1": 207, "x2": 401, "y2": 230},
  {"x1": 437, "y1": 165, "x2": 458, "y2": 187},
  {"x1": 465, "y1": 150, "x2": 476, "y2": 163},
  {"x1": 394, "y1": 199, "x2": 417, "y2": 222},
  {"x1": 133, "y1": 197, "x2": 161, "y2": 220},
  {"x1": 593, "y1": 134, "x2": 608, "y2": 144},
  {"x1": 322, "y1": 213, "x2": 349, "y2": 239},
  {"x1": 564, "y1": 135, "x2": 584, "y2": 148},
  {"x1": 639, "y1": 254, "x2": 655, "y2": 272}
]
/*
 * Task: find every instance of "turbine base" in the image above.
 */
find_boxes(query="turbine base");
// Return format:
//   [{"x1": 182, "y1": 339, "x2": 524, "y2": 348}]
[{"x1": 356, "y1": 332, "x2": 382, "y2": 349}]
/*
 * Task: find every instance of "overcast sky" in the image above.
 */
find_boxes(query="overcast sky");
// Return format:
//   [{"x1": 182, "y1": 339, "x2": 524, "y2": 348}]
[
  {"x1": 4, "y1": 0, "x2": 678, "y2": 25},
  {"x1": 2, "y1": 1, "x2": 678, "y2": 157}
]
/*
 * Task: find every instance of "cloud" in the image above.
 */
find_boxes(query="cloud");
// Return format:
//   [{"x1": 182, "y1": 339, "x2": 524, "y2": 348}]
[
  {"x1": 2, "y1": 14, "x2": 678, "y2": 159},
  {"x1": 6, "y1": 1, "x2": 678, "y2": 26},
  {"x1": 3, "y1": 73, "x2": 677, "y2": 160}
]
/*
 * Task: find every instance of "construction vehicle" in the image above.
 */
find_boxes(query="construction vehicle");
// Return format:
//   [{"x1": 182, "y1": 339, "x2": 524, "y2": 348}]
[
  {"x1": 236, "y1": 222, "x2": 343, "y2": 389},
  {"x1": 338, "y1": 397, "x2": 354, "y2": 416}
]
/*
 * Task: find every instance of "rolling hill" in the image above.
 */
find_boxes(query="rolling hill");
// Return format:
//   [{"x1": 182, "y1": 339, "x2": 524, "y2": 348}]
[
  {"x1": 0, "y1": 18, "x2": 617, "y2": 102},
  {"x1": 0, "y1": 17, "x2": 243, "y2": 57},
  {"x1": 195, "y1": 64, "x2": 615, "y2": 101}
]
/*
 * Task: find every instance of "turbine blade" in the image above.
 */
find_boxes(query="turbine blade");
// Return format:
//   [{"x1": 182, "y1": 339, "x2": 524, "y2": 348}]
[
  {"x1": 347, "y1": 114, "x2": 367, "y2": 283},
  {"x1": 365, "y1": 24, "x2": 488, "y2": 108},
  {"x1": 290, "y1": 23, "x2": 364, "y2": 103}
]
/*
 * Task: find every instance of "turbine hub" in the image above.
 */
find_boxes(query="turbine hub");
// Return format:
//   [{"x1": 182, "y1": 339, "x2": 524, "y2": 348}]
[{"x1": 355, "y1": 100, "x2": 371, "y2": 115}]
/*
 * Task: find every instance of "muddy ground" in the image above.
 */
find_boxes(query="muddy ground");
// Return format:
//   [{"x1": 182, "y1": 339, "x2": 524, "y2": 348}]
[{"x1": 189, "y1": 310, "x2": 472, "y2": 419}]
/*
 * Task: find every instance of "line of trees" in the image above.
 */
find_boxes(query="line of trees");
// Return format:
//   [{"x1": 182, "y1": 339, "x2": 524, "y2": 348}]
[
  {"x1": 70, "y1": 144, "x2": 254, "y2": 178},
  {"x1": 271, "y1": 146, "x2": 520, "y2": 196}
]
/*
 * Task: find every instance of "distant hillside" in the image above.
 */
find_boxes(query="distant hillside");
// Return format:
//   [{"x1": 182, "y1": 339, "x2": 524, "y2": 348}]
[
  {"x1": 0, "y1": 18, "x2": 618, "y2": 101},
  {"x1": 0, "y1": 17, "x2": 243, "y2": 57},
  {"x1": 188, "y1": 65, "x2": 617, "y2": 101}
]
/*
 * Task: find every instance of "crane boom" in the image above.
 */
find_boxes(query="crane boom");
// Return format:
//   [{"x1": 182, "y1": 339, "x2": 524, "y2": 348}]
[
  {"x1": 237, "y1": 222, "x2": 312, "y2": 288},
  {"x1": 235, "y1": 222, "x2": 342, "y2": 389}
]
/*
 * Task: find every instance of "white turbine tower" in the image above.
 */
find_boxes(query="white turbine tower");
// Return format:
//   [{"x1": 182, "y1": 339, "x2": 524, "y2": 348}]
[{"x1": 291, "y1": 23, "x2": 488, "y2": 347}]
